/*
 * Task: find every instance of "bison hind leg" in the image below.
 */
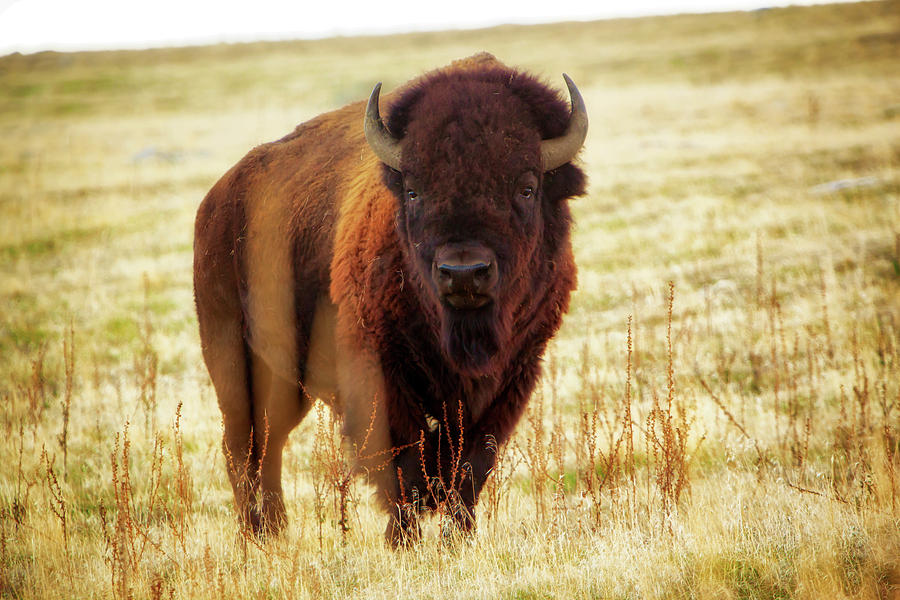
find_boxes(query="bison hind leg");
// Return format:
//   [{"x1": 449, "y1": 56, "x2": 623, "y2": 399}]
[
  {"x1": 196, "y1": 307, "x2": 262, "y2": 534},
  {"x1": 248, "y1": 349, "x2": 313, "y2": 536},
  {"x1": 197, "y1": 292, "x2": 313, "y2": 536}
]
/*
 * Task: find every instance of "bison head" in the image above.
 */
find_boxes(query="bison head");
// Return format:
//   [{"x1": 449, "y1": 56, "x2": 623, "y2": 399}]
[{"x1": 365, "y1": 69, "x2": 587, "y2": 377}]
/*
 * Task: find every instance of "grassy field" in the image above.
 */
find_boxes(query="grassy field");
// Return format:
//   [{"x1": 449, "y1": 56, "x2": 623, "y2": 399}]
[{"x1": 1, "y1": 1, "x2": 899, "y2": 598}]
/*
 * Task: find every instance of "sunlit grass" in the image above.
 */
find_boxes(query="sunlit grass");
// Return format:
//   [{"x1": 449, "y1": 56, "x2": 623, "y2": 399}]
[{"x1": 1, "y1": 2, "x2": 898, "y2": 598}]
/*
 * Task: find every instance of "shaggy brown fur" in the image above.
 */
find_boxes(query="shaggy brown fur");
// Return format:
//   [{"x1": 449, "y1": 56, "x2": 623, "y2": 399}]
[{"x1": 194, "y1": 52, "x2": 586, "y2": 545}]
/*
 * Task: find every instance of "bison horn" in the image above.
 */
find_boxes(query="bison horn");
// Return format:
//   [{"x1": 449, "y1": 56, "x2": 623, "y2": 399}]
[
  {"x1": 365, "y1": 75, "x2": 587, "y2": 172},
  {"x1": 364, "y1": 82, "x2": 403, "y2": 171},
  {"x1": 541, "y1": 74, "x2": 589, "y2": 172}
]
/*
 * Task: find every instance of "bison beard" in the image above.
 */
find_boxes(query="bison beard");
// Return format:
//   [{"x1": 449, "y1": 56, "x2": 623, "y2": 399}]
[
  {"x1": 441, "y1": 304, "x2": 507, "y2": 377},
  {"x1": 193, "y1": 53, "x2": 587, "y2": 547}
]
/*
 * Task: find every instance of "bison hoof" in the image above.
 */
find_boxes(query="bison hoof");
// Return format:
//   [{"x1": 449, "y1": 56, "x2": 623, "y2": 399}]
[
  {"x1": 385, "y1": 515, "x2": 421, "y2": 549},
  {"x1": 441, "y1": 506, "x2": 476, "y2": 547},
  {"x1": 239, "y1": 506, "x2": 263, "y2": 536},
  {"x1": 240, "y1": 501, "x2": 286, "y2": 539}
]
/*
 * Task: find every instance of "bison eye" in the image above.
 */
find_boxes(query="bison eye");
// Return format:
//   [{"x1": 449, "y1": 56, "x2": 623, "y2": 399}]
[
  {"x1": 406, "y1": 189, "x2": 419, "y2": 202},
  {"x1": 518, "y1": 186, "x2": 534, "y2": 200}
]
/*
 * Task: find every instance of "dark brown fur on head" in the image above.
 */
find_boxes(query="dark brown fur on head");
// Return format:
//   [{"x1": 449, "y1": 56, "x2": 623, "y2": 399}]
[{"x1": 381, "y1": 67, "x2": 587, "y2": 377}]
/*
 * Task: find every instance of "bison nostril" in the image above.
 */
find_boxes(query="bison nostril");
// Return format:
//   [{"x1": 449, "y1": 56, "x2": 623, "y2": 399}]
[
  {"x1": 432, "y1": 243, "x2": 499, "y2": 301},
  {"x1": 438, "y1": 263, "x2": 490, "y2": 279},
  {"x1": 436, "y1": 262, "x2": 496, "y2": 296}
]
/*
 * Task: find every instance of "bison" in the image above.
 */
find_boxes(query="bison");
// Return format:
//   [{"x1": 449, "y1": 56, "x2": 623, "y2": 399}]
[{"x1": 193, "y1": 52, "x2": 587, "y2": 546}]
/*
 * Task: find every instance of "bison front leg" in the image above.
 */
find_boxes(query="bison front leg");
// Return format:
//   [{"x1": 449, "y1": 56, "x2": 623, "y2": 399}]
[
  {"x1": 452, "y1": 383, "x2": 537, "y2": 534},
  {"x1": 393, "y1": 426, "x2": 481, "y2": 540},
  {"x1": 453, "y1": 434, "x2": 499, "y2": 533},
  {"x1": 383, "y1": 436, "x2": 435, "y2": 548}
]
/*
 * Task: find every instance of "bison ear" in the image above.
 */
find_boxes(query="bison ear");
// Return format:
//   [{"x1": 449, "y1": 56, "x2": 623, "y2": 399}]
[
  {"x1": 381, "y1": 161, "x2": 404, "y2": 198},
  {"x1": 542, "y1": 162, "x2": 587, "y2": 204},
  {"x1": 382, "y1": 164, "x2": 409, "y2": 232}
]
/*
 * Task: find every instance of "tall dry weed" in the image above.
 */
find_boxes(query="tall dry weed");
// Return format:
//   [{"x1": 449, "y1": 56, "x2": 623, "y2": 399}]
[
  {"x1": 40, "y1": 448, "x2": 71, "y2": 585},
  {"x1": 311, "y1": 401, "x2": 356, "y2": 548},
  {"x1": 134, "y1": 275, "x2": 159, "y2": 435},
  {"x1": 58, "y1": 324, "x2": 74, "y2": 480}
]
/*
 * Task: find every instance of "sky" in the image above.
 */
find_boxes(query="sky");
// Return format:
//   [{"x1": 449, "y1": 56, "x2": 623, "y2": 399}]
[{"x1": 0, "y1": 0, "x2": 841, "y2": 56}]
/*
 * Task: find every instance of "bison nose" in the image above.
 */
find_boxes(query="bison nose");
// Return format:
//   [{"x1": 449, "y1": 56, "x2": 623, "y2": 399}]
[
  {"x1": 437, "y1": 262, "x2": 493, "y2": 291},
  {"x1": 432, "y1": 245, "x2": 498, "y2": 309}
]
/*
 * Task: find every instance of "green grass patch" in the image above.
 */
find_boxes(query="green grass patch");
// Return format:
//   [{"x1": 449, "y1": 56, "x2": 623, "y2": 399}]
[
  {"x1": 712, "y1": 555, "x2": 795, "y2": 600},
  {"x1": 0, "y1": 224, "x2": 111, "y2": 260}
]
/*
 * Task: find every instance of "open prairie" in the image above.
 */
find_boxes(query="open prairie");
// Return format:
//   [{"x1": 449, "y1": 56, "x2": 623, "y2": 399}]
[{"x1": 1, "y1": 2, "x2": 899, "y2": 598}]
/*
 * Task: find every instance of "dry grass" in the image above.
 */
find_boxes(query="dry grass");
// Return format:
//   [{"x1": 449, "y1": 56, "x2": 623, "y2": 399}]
[{"x1": 1, "y1": 1, "x2": 899, "y2": 598}]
